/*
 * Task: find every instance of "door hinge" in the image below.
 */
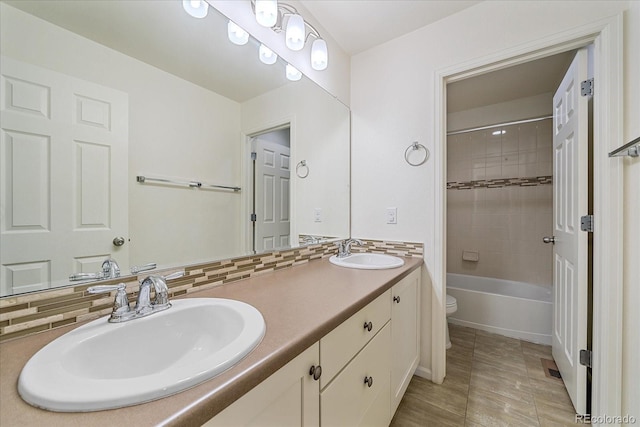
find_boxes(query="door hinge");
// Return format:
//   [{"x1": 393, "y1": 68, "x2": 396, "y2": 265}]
[
  {"x1": 580, "y1": 349, "x2": 592, "y2": 368},
  {"x1": 250, "y1": 213, "x2": 257, "y2": 222},
  {"x1": 581, "y1": 78, "x2": 594, "y2": 97},
  {"x1": 250, "y1": 152, "x2": 257, "y2": 160},
  {"x1": 580, "y1": 215, "x2": 594, "y2": 232}
]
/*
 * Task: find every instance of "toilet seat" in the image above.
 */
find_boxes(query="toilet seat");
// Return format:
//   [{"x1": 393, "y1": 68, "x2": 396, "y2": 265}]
[{"x1": 446, "y1": 294, "x2": 457, "y2": 315}]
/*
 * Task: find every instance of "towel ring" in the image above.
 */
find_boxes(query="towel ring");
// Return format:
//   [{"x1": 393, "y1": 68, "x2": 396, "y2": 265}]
[
  {"x1": 405, "y1": 142, "x2": 429, "y2": 166},
  {"x1": 296, "y1": 160, "x2": 309, "y2": 178}
]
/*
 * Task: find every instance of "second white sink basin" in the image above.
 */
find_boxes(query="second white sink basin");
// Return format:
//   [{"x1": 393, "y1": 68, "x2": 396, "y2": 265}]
[
  {"x1": 329, "y1": 253, "x2": 405, "y2": 270},
  {"x1": 18, "y1": 298, "x2": 265, "y2": 412}
]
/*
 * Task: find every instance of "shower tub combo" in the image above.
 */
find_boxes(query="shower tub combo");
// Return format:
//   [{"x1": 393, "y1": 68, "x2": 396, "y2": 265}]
[{"x1": 446, "y1": 273, "x2": 552, "y2": 345}]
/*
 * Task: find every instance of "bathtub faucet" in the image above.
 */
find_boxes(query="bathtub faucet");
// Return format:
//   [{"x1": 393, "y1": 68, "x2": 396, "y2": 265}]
[{"x1": 336, "y1": 239, "x2": 364, "y2": 258}]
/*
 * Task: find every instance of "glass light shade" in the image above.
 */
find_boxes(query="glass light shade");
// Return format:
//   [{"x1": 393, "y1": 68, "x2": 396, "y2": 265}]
[
  {"x1": 285, "y1": 14, "x2": 305, "y2": 51},
  {"x1": 227, "y1": 21, "x2": 249, "y2": 46},
  {"x1": 286, "y1": 64, "x2": 302, "y2": 81},
  {"x1": 311, "y1": 39, "x2": 328, "y2": 70},
  {"x1": 182, "y1": 0, "x2": 208, "y2": 19},
  {"x1": 259, "y1": 44, "x2": 278, "y2": 65},
  {"x1": 255, "y1": 0, "x2": 278, "y2": 27}
]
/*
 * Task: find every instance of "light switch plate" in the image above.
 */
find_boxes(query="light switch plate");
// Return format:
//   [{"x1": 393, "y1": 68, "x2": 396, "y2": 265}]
[{"x1": 314, "y1": 208, "x2": 322, "y2": 222}]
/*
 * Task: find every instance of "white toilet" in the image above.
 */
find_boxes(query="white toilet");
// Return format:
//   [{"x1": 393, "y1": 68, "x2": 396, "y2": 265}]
[{"x1": 445, "y1": 294, "x2": 458, "y2": 350}]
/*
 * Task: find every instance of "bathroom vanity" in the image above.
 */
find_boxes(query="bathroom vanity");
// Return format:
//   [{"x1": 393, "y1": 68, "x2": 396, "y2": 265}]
[{"x1": 0, "y1": 257, "x2": 421, "y2": 426}]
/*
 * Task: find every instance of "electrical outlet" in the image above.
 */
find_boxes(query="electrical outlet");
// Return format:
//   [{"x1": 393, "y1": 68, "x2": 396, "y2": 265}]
[
  {"x1": 314, "y1": 208, "x2": 322, "y2": 222},
  {"x1": 386, "y1": 207, "x2": 397, "y2": 224}
]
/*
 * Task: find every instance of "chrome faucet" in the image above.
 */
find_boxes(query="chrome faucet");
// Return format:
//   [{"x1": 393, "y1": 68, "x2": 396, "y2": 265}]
[
  {"x1": 87, "y1": 271, "x2": 183, "y2": 323},
  {"x1": 336, "y1": 238, "x2": 364, "y2": 258},
  {"x1": 69, "y1": 258, "x2": 120, "y2": 281},
  {"x1": 101, "y1": 258, "x2": 120, "y2": 278}
]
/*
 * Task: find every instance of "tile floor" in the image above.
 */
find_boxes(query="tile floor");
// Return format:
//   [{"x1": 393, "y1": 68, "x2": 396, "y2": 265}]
[{"x1": 391, "y1": 324, "x2": 581, "y2": 427}]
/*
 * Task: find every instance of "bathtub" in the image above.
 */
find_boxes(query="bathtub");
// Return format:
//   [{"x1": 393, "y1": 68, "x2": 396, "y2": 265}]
[{"x1": 447, "y1": 273, "x2": 552, "y2": 345}]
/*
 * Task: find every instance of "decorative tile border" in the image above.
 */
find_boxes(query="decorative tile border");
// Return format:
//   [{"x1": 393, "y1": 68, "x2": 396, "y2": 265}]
[
  {"x1": 447, "y1": 175, "x2": 552, "y2": 190},
  {"x1": 351, "y1": 239, "x2": 423, "y2": 258},
  {"x1": 0, "y1": 239, "x2": 422, "y2": 343}
]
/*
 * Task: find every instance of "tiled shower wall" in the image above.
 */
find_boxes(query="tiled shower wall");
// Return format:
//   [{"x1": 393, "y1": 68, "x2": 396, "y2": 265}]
[{"x1": 447, "y1": 119, "x2": 553, "y2": 287}]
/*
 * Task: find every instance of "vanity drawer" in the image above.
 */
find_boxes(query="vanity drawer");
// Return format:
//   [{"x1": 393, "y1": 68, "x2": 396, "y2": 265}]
[
  {"x1": 320, "y1": 323, "x2": 391, "y2": 427},
  {"x1": 320, "y1": 289, "x2": 390, "y2": 388}
]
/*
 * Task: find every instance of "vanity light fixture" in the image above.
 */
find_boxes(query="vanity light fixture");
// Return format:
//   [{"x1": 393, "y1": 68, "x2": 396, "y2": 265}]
[
  {"x1": 255, "y1": 0, "x2": 278, "y2": 27},
  {"x1": 250, "y1": 0, "x2": 329, "y2": 71},
  {"x1": 182, "y1": 0, "x2": 209, "y2": 18},
  {"x1": 227, "y1": 20, "x2": 249, "y2": 45},
  {"x1": 259, "y1": 43, "x2": 278, "y2": 64},
  {"x1": 286, "y1": 64, "x2": 302, "y2": 81},
  {"x1": 492, "y1": 130, "x2": 506, "y2": 135}
]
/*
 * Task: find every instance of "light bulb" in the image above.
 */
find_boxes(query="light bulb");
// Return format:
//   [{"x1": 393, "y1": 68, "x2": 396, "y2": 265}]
[
  {"x1": 259, "y1": 44, "x2": 278, "y2": 65},
  {"x1": 286, "y1": 64, "x2": 302, "y2": 81},
  {"x1": 255, "y1": 0, "x2": 278, "y2": 27},
  {"x1": 227, "y1": 21, "x2": 249, "y2": 46},
  {"x1": 182, "y1": 0, "x2": 208, "y2": 19},
  {"x1": 285, "y1": 14, "x2": 305, "y2": 51},
  {"x1": 311, "y1": 39, "x2": 328, "y2": 70}
]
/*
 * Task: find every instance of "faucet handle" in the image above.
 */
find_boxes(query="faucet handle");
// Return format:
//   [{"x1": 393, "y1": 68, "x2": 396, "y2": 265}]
[
  {"x1": 87, "y1": 283, "x2": 126, "y2": 294},
  {"x1": 130, "y1": 262, "x2": 157, "y2": 274},
  {"x1": 69, "y1": 272, "x2": 105, "y2": 281},
  {"x1": 87, "y1": 283, "x2": 132, "y2": 320},
  {"x1": 163, "y1": 271, "x2": 184, "y2": 281}
]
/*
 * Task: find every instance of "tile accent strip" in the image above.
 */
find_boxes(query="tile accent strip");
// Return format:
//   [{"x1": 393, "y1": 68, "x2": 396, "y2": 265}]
[
  {"x1": 351, "y1": 239, "x2": 423, "y2": 258},
  {"x1": 0, "y1": 239, "x2": 422, "y2": 342},
  {"x1": 447, "y1": 175, "x2": 552, "y2": 190}
]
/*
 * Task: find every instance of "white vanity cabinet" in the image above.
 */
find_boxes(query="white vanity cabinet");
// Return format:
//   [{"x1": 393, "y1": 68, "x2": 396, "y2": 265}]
[
  {"x1": 390, "y1": 268, "x2": 421, "y2": 414},
  {"x1": 204, "y1": 342, "x2": 320, "y2": 427},
  {"x1": 204, "y1": 268, "x2": 421, "y2": 427},
  {"x1": 319, "y1": 289, "x2": 392, "y2": 427}
]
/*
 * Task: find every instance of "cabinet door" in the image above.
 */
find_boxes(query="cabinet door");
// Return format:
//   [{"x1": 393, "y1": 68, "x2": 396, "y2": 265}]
[
  {"x1": 320, "y1": 289, "x2": 391, "y2": 388},
  {"x1": 321, "y1": 323, "x2": 391, "y2": 427},
  {"x1": 391, "y1": 268, "x2": 421, "y2": 414},
  {"x1": 205, "y1": 343, "x2": 320, "y2": 427}
]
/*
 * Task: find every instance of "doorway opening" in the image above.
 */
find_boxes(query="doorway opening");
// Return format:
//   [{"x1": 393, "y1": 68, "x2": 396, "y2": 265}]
[
  {"x1": 444, "y1": 48, "x2": 594, "y2": 415},
  {"x1": 248, "y1": 126, "x2": 291, "y2": 254}
]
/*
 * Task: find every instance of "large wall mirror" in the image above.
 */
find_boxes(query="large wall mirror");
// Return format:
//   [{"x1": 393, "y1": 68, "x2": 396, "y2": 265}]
[{"x1": 0, "y1": 0, "x2": 350, "y2": 297}]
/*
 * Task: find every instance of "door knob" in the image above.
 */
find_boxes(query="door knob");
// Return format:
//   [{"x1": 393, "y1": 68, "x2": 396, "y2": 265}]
[
  {"x1": 113, "y1": 237, "x2": 126, "y2": 247},
  {"x1": 543, "y1": 236, "x2": 555, "y2": 244}
]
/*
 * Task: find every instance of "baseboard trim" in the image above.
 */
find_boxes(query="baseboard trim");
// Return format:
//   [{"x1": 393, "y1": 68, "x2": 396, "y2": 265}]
[{"x1": 414, "y1": 365, "x2": 432, "y2": 381}]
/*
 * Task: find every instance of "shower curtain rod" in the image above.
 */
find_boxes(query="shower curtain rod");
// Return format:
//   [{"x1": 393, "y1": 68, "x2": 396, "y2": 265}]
[{"x1": 447, "y1": 115, "x2": 553, "y2": 136}]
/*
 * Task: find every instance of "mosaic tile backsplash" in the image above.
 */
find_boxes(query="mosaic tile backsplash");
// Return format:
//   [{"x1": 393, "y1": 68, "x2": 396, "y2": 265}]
[{"x1": 0, "y1": 239, "x2": 423, "y2": 343}]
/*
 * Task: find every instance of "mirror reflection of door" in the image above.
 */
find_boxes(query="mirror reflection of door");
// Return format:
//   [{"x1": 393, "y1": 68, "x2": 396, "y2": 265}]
[{"x1": 252, "y1": 128, "x2": 290, "y2": 253}]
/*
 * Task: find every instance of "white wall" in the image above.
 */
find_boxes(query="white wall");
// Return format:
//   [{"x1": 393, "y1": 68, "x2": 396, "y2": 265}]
[
  {"x1": 622, "y1": 1, "x2": 640, "y2": 423},
  {"x1": 211, "y1": 0, "x2": 351, "y2": 106},
  {"x1": 241, "y1": 78, "x2": 350, "y2": 242},
  {"x1": 351, "y1": 0, "x2": 634, "y2": 385},
  {"x1": 1, "y1": 4, "x2": 244, "y2": 268}
]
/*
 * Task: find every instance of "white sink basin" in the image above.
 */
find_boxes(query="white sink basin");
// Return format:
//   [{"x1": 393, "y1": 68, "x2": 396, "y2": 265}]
[
  {"x1": 18, "y1": 298, "x2": 265, "y2": 412},
  {"x1": 329, "y1": 253, "x2": 405, "y2": 270}
]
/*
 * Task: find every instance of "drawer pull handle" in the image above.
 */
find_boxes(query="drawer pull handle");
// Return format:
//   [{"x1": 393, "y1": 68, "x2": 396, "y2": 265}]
[
  {"x1": 363, "y1": 321, "x2": 373, "y2": 332},
  {"x1": 309, "y1": 365, "x2": 322, "y2": 381},
  {"x1": 393, "y1": 296, "x2": 401, "y2": 303},
  {"x1": 364, "y1": 376, "x2": 373, "y2": 387}
]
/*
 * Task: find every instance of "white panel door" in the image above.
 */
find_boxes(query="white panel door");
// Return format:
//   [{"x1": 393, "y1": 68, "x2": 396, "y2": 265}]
[
  {"x1": 254, "y1": 138, "x2": 290, "y2": 252},
  {"x1": 551, "y1": 49, "x2": 588, "y2": 415},
  {"x1": 0, "y1": 56, "x2": 128, "y2": 296}
]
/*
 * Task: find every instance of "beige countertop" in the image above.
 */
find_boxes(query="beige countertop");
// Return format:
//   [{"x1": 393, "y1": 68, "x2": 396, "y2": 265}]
[{"x1": 0, "y1": 257, "x2": 422, "y2": 427}]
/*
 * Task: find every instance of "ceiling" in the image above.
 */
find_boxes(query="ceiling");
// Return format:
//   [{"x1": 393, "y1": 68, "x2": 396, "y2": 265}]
[
  {"x1": 4, "y1": 0, "x2": 289, "y2": 103},
  {"x1": 5, "y1": 0, "x2": 575, "y2": 111},
  {"x1": 300, "y1": 0, "x2": 481, "y2": 55},
  {"x1": 447, "y1": 51, "x2": 575, "y2": 113}
]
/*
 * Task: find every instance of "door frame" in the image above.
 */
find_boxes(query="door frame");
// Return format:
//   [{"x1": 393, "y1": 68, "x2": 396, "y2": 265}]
[
  {"x1": 433, "y1": 14, "x2": 623, "y2": 419},
  {"x1": 241, "y1": 116, "x2": 296, "y2": 254}
]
